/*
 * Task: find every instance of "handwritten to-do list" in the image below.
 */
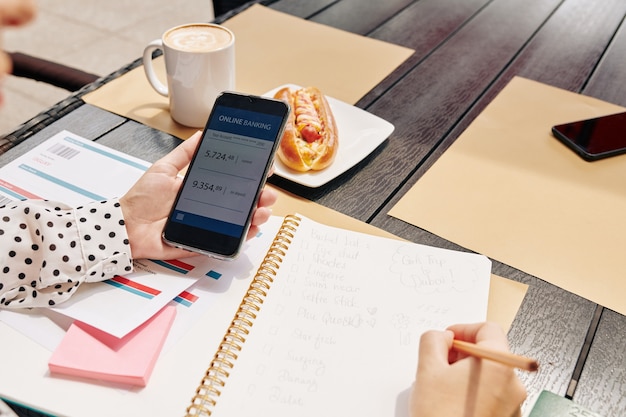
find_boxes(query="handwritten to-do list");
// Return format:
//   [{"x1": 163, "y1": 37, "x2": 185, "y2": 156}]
[{"x1": 211, "y1": 215, "x2": 491, "y2": 417}]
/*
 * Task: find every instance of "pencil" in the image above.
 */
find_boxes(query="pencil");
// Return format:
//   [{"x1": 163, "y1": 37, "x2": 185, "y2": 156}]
[{"x1": 452, "y1": 340, "x2": 539, "y2": 372}]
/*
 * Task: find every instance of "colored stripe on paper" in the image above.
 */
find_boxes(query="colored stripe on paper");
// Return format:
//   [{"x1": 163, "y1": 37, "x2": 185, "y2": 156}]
[
  {"x1": 151, "y1": 259, "x2": 195, "y2": 274},
  {"x1": 0, "y1": 179, "x2": 41, "y2": 200},
  {"x1": 173, "y1": 290, "x2": 199, "y2": 307},
  {"x1": 206, "y1": 270, "x2": 222, "y2": 280},
  {"x1": 104, "y1": 276, "x2": 161, "y2": 299},
  {"x1": 18, "y1": 164, "x2": 105, "y2": 201},
  {"x1": 63, "y1": 136, "x2": 150, "y2": 171}
]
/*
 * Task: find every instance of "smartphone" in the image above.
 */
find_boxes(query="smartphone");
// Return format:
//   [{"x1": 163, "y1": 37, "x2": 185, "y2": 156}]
[
  {"x1": 551, "y1": 111, "x2": 626, "y2": 161},
  {"x1": 162, "y1": 92, "x2": 289, "y2": 259}
]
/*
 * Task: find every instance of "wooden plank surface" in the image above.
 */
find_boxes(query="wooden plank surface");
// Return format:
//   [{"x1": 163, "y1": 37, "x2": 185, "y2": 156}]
[
  {"x1": 356, "y1": 0, "x2": 490, "y2": 109},
  {"x1": 0, "y1": 104, "x2": 126, "y2": 166},
  {"x1": 2, "y1": 0, "x2": 625, "y2": 415},
  {"x1": 272, "y1": 0, "x2": 565, "y2": 221},
  {"x1": 573, "y1": 308, "x2": 626, "y2": 416},
  {"x1": 308, "y1": 0, "x2": 415, "y2": 35},
  {"x1": 269, "y1": 0, "x2": 337, "y2": 19},
  {"x1": 370, "y1": 0, "x2": 626, "y2": 234},
  {"x1": 568, "y1": 6, "x2": 626, "y2": 413},
  {"x1": 583, "y1": 14, "x2": 626, "y2": 106}
]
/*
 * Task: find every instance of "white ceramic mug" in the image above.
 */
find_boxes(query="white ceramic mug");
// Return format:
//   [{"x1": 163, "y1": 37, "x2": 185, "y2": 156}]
[{"x1": 143, "y1": 23, "x2": 235, "y2": 128}]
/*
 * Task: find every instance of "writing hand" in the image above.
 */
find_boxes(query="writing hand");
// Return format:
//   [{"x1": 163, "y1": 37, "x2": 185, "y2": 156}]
[{"x1": 410, "y1": 322, "x2": 527, "y2": 417}]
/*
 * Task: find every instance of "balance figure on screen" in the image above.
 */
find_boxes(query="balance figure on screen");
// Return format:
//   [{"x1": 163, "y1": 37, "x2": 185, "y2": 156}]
[{"x1": 0, "y1": 0, "x2": 277, "y2": 309}]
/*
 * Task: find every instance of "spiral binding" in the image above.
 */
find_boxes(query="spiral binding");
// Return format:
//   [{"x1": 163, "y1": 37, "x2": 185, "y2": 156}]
[{"x1": 185, "y1": 214, "x2": 301, "y2": 416}]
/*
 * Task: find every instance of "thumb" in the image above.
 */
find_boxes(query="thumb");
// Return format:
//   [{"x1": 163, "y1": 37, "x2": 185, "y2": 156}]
[
  {"x1": 157, "y1": 130, "x2": 203, "y2": 175},
  {"x1": 417, "y1": 329, "x2": 454, "y2": 375}
]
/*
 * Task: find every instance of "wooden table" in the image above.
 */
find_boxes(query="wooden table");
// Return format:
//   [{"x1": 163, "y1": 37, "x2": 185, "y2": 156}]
[{"x1": 1, "y1": 0, "x2": 625, "y2": 415}]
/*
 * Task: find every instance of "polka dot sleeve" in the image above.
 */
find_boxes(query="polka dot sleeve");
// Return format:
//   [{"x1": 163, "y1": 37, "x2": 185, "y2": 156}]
[{"x1": 0, "y1": 198, "x2": 133, "y2": 308}]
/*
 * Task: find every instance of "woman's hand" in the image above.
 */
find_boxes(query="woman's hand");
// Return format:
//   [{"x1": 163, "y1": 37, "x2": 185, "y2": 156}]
[
  {"x1": 410, "y1": 322, "x2": 527, "y2": 417},
  {"x1": 120, "y1": 131, "x2": 277, "y2": 260}
]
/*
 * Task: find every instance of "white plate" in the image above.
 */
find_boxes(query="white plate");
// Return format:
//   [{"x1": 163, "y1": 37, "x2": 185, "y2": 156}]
[{"x1": 263, "y1": 84, "x2": 395, "y2": 188}]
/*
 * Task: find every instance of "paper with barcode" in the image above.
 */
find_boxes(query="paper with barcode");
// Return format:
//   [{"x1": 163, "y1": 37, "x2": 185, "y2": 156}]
[
  {"x1": 0, "y1": 130, "x2": 196, "y2": 338},
  {"x1": 0, "y1": 130, "x2": 150, "y2": 207}
]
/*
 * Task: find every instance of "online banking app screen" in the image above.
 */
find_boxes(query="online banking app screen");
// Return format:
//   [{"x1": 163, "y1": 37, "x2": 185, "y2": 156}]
[{"x1": 171, "y1": 105, "x2": 283, "y2": 237}]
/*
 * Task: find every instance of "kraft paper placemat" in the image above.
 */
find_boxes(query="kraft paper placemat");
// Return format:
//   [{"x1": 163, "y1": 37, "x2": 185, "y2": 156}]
[
  {"x1": 82, "y1": 4, "x2": 414, "y2": 139},
  {"x1": 270, "y1": 185, "x2": 528, "y2": 332},
  {"x1": 389, "y1": 76, "x2": 626, "y2": 315}
]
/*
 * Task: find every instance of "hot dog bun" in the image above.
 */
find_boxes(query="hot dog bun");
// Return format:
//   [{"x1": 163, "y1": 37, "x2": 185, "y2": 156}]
[{"x1": 273, "y1": 86, "x2": 338, "y2": 172}]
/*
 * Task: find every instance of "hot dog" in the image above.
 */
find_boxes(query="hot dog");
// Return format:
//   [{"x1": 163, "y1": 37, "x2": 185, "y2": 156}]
[{"x1": 273, "y1": 86, "x2": 338, "y2": 172}]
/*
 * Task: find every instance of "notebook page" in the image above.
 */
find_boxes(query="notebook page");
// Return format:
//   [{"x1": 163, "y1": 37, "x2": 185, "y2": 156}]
[{"x1": 210, "y1": 215, "x2": 491, "y2": 416}]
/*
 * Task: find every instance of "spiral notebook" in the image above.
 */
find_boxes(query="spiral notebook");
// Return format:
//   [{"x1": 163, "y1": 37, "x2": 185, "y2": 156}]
[{"x1": 184, "y1": 214, "x2": 492, "y2": 416}]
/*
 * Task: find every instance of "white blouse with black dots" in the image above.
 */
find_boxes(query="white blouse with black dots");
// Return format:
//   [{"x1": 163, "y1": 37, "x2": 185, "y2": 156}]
[{"x1": 0, "y1": 198, "x2": 133, "y2": 308}]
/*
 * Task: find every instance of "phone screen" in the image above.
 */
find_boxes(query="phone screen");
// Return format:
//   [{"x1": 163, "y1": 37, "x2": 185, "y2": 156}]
[
  {"x1": 163, "y1": 92, "x2": 289, "y2": 258},
  {"x1": 551, "y1": 111, "x2": 626, "y2": 161}
]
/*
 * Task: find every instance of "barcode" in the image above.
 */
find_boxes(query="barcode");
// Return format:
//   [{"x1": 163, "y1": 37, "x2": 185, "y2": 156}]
[
  {"x1": 48, "y1": 143, "x2": 80, "y2": 159},
  {"x1": 0, "y1": 195, "x2": 14, "y2": 207}
]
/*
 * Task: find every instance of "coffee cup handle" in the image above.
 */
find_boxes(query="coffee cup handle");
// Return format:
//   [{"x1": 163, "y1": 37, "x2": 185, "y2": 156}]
[{"x1": 142, "y1": 40, "x2": 168, "y2": 97}]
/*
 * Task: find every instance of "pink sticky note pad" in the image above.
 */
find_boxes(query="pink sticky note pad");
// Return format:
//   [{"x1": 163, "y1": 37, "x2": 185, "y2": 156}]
[{"x1": 48, "y1": 306, "x2": 176, "y2": 387}]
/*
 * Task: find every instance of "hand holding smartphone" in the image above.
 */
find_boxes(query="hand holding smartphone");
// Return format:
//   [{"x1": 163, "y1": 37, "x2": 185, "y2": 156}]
[
  {"x1": 551, "y1": 111, "x2": 626, "y2": 161},
  {"x1": 162, "y1": 92, "x2": 289, "y2": 259}
]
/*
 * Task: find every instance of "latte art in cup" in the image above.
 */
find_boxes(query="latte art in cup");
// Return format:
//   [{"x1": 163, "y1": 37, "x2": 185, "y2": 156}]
[
  {"x1": 164, "y1": 25, "x2": 233, "y2": 52},
  {"x1": 143, "y1": 22, "x2": 235, "y2": 127}
]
